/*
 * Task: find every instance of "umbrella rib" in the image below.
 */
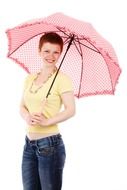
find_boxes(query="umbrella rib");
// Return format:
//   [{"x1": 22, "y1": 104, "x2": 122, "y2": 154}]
[
  {"x1": 56, "y1": 27, "x2": 76, "y2": 46},
  {"x1": 76, "y1": 40, "x2": 100, "y2": 53},
  {"x1": 76, "y1": 37, "x2": 84, "y2": 98},
  {"x1": 56, "y1": 27, "x2": 100, "y2": 54},
  {"x1": 73, "y1": 40, "x2": 82, "y2": 57},
  {"x1": 76, "y1": 37, "x2": 84, "y2": 58},
  {"x1": 77, "y1": 38, "x2": 115, "y2": 94},
  {"x1": 64, "y1": 36, "x2": 73, "y2": 45},
  {"x1": 8, "y1": 30, "x2": 67, "y2": 56},
  {"x1": 56, "y1": 27, "x2": 70, "y2": 38}
]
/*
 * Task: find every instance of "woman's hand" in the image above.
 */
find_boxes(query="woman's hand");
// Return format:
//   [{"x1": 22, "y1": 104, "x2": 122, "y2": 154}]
[
  {"x1": 30, "y1": 113, "x2": 49, "y2": 126},
  {"x1": 24, "y1": 113, "x2": 36, "y2": 125}
]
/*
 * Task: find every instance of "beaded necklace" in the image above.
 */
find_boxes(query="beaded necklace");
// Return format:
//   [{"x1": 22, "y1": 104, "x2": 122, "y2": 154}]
[{"x1": 29, "y1": 67, "x2": 57, "y2": 94}]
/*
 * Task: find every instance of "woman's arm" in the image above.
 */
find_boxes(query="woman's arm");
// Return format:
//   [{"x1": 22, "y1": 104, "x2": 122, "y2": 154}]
[
  {"x1": 20, "y1": 96, "x2": 29, "y2": 119},
  {"x1": 31, "y1": 91, "x2": 75, "y2": 126},
  {"x1": 20, "y1": 97, "x2": 34, "y2": 125},
  {"x1": 48, "y1": 91, "x2": 75, "y2": 125}
]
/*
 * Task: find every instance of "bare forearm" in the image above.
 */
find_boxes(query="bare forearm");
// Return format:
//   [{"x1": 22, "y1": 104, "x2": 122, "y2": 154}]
[
  {"x1": 47, "y1": 108, "x2": 75, "y2": 126},
  {"x1": 20, "y1": 106, "x2": 29, "y2": 121},
  {"x1": 47, "y1": 92, "x2": 76, "y2": 126}
]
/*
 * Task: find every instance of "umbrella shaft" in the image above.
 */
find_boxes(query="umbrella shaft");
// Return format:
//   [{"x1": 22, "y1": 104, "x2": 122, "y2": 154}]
[
  {"x1": 46, "y1": 35, "x2": 74, "y2": 98},
  {"x1": 66, "y1": 35, "x2": 74, "y2": 51}
]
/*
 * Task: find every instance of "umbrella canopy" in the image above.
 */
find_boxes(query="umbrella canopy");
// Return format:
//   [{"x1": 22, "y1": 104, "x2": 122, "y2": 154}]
[{"x1": 6, "y1": 12, "x2": 121, "y2": 98}]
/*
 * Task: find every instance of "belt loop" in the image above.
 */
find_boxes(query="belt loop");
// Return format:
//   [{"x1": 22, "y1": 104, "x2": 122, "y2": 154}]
[
  {"x1": 49, "y1": 136, "x2": 53, "y2": 146},
  {"x1": 35, "y1": 139, "x2": 38, "y2": 147}
]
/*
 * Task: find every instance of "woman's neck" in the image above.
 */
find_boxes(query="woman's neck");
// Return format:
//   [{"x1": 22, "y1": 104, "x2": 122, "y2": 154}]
[
  {"x1": 40, "y1": 66, "x2": 56, "y2": 76},
  {"x1": 37, "y1": 66, "x2": 57, "y2": 81}
]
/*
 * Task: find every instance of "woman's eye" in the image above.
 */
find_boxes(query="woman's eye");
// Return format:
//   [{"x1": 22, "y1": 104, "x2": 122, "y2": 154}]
[
  {"x1": 44, "y1": 50, "x2": 49, "y2": 53},
  {"x1": 54, "y1": 51, "x2": 60, "y2": 54}
]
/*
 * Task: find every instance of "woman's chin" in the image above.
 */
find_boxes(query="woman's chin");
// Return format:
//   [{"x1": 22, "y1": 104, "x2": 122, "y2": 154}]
[{"x1": 45, "y1": 62, "x2": 56, "y2": 67}]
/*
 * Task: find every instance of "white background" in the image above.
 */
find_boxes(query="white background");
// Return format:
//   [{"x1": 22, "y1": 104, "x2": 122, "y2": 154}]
[{"x1": 0, "y1": 0, "x2": 127, "y2": 189}]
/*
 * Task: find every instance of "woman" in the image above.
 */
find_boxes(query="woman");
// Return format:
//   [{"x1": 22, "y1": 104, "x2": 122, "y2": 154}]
[{"x1": 20, "y1": 32, "x2": 75, "y2": 190}]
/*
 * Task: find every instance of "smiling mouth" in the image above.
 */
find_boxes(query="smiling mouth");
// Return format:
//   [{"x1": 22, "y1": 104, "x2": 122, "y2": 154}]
[{"x1": 46, "y1": 59, "x2": 55, "y2": 63}]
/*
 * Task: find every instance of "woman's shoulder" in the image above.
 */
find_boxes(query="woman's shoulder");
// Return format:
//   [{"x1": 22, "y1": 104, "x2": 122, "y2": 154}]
[
  {"x1": 56, "y1": 71, "x2": 74, "y2": 93},
  {"x1": 23, "y1": 73, "x2": 37, "y2": 87},
  {"x1": 56, "y1": 71, "x2": 73, "y2": 88},
  {"x1": 25, "y1": 73, "x2": 37, "y2": 81}
]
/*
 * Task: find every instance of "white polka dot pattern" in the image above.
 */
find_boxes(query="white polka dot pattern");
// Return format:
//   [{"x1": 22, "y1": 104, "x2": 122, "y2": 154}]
[{"x1": 6, "y1": 13, "x2": 121, "y2": 97}]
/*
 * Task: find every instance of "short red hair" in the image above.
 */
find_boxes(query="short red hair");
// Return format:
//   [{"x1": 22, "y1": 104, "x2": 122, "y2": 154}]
[{"x1": 39, "y1": 32, "x2": 63, "y2": 52}]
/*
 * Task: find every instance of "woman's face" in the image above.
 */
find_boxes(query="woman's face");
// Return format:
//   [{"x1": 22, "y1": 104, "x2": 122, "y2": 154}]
[{"x1": 39, "y1": 42, "x2": 62, "y2": 67}]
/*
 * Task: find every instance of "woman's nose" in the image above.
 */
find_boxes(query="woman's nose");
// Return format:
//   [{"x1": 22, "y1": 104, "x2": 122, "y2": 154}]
[{"x1": 48, "y1": 53, "x2": 54, "y2": 58}]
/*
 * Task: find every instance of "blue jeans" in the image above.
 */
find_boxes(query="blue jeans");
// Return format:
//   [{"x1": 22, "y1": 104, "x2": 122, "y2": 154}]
[{"x1": 22, "y1": 134, "x2": 66, "y2": 190}]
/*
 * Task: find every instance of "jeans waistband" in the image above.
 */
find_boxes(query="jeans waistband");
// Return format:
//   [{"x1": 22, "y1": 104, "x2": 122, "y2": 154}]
[{"x1": 25, "y1": 133, "x2": 62, "y2": 147}]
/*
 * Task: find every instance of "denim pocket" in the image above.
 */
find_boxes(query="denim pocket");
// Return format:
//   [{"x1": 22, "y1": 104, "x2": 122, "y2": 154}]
[{"x1": 38, "y1": 146, "x2": 55, "y2": 156}]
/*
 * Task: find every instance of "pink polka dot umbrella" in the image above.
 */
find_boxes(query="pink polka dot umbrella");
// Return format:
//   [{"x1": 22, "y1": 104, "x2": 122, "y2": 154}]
[{"x1": 6, "y1": 12, "x2": 121, "y2": 98}]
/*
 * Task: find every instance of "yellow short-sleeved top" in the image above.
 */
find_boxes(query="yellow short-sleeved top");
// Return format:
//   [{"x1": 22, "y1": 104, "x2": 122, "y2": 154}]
[{"x1": 23, "y1": 71, "x2": 73, "y2": 134}]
